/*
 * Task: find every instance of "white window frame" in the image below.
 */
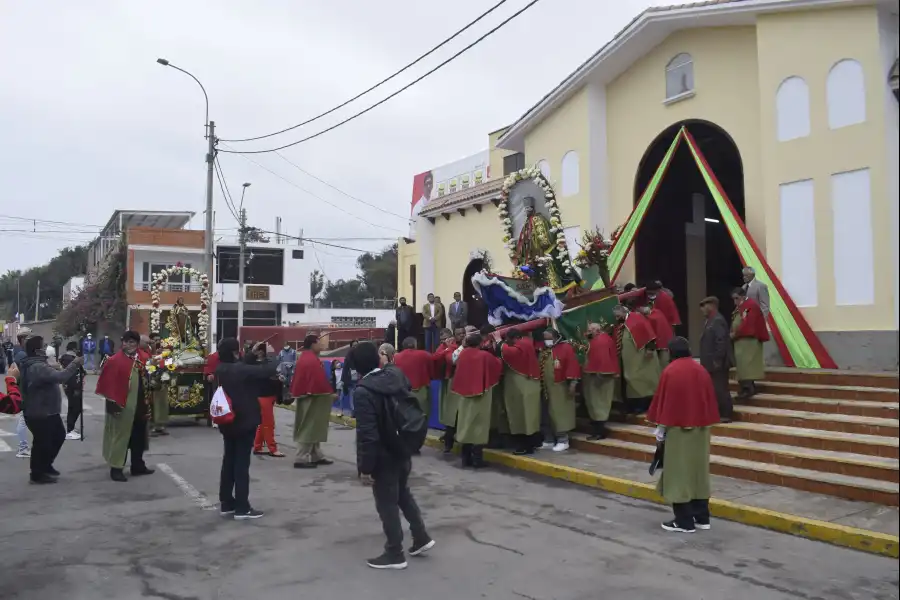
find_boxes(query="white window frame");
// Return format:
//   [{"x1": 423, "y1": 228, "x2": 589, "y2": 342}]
[{"x1": 664, "y1": 53, "x2": 695, "y2": 104}]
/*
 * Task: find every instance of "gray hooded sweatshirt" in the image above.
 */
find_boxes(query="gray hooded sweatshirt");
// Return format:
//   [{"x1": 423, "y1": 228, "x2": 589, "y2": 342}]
[{"x1": 20, "y1": 355, "x2": 81, "y2": 419}]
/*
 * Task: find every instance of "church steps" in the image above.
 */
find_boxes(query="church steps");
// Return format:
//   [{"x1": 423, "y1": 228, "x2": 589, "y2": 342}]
[
  {"x1": 728, "y1": 380, "x2": 899, "y2": 403},
  {"x1": 569, "y1": 436, "x2": 900, "y2": 506},
  {"x1": 731, "y1": 406, "x2": 899, "y2": 437},
  {"x1": 732, "y1": 394, "x2": 899, "y2": 419},
  {"x1": 751, "y1": 368, "x2": 899, "y2": 390},
  {"x1": 597, "y1": 423, "x2": 899, "y2": 484}
]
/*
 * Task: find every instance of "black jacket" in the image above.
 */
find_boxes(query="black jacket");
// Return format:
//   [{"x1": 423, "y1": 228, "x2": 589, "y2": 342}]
[
  {"x1": 20, "y1": 355, "x2": 81, "y2": 418},
  {"x1": 700, "y1": 311, "x2": 733, "y2": 372},
  {"x1": 354, "y1": 365, "x2": 411, "y2": 475},
  {"x1": 58, "y1": 352, "x2": 86, "y2": 392},
  {"x1": 215, "y1": 359, "x2": 279, "y2": 435},
  {"x1": 243, "y1": 354, "x2": 283, "y2": 398}
]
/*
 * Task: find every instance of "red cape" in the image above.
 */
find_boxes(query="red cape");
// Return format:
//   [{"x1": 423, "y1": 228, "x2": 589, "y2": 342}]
[
  {"x1": 646, "y1": 357, "x2": 720, "y2": 427},
  {"x1": 647, "y1": 309, "x2": 674, "y2": 349},
  {"x1": 625, "y1": 312, "x2": 656, "y2": 350},
  {"x1": 432, "y1": 341, "x2": 458, "y2": 380},
  {"x1": 451, "y1": 348, "x2": 502, "y2": 397},
  {"x1": 96, "y1": 351, "x2": 144, "y2": 408},
  {"x1": 203, "y1": 352, "x2": 220, "y2": 377},
  {"x1": 502, "y1": 337, "x2": 540, "y2": 379},
  {"x1": 734, "y1": 298, "x2": 770, "y2": 342},
  {"x1": 584, "y1": 333, "x2": 620, "y2": 375},
  {"x1": 394, "y1": 349, "x2": 434, "y2": 390},
  {"x1": 651, "y1": 290, "x2": 681, "y2": 326},
  {"x1": 550, "y1": 342, "x2": 581, "y2": 383},
  {"x1": 290, "y1": 350, "x2": 333, "y2": 396}
]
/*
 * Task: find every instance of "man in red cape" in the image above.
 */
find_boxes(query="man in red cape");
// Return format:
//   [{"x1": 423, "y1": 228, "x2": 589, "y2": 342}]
[
  {"x1": 394, "y1": 337, "x2": 434, "y2": 418},
  {"x1": 539, "y1": 328, "x2": 581, "y2": 451},
  {"x1": 646, "y1": 280, "x2": 681, "y2": 328},
  {"x1": 646, "y1": 337, "x2": 719, "y2": 533},
  {"x1": 501, "y1": 329, "x2": 542, "y2": 455},
  {"x1": 290, "y1": 334, "x2": 336, "y2": 468},
  {"x1": 640, "y1": 305, "x2": 674, "y2": 367},
  {"x1": 582, "y1": 323, "x2": 619, "y2": 440},
  {"x1": 613, "y1": 304, "x2": 660, "y2": 414},
  {"x1": 452, "y1": 333, "x2": 503, "y2": 468},
  {"x1": 730, "y1": 287, "x2": 769, "y2": 399},
  {"x1": 95, "y1": 330, "x2": 154, "y2": 482}
]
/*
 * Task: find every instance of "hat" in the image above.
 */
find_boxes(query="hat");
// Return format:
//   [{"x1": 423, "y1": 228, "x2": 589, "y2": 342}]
[
  {"x1": 87, "y1": 333, "x2": 93, "y2": 338},
  {"x1": 699, "y1": 296, "x2": 719, "y2": 307}
]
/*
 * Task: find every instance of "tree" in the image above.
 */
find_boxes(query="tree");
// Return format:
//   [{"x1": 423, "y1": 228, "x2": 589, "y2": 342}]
[
  {"x1": 0, "y1": 245, "x2": 89, "y2": 322},
  {"x1": 309, "y1": 269, "x2": 325, "y2": 300},
  {"x1": 356, "y1": 244, "x2": 397, "y2": 300},
  {"x1": 56, "y1": 238, "x2": 127, "y2": 336},
  {"x1": 320, "y1": 279, "x2": 368, "y2": 308},
  {"x1": 245, "y1": 227, "x2": 270, "y2": 243}
]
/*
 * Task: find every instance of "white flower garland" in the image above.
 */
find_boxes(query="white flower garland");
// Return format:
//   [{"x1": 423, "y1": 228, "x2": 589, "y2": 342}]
[
  {"x1": 149, "y1": 266, "x2": 211, "y2": 349},
  {"x1": 498, "y1": 165, "x2": 575, "y2": 276}
]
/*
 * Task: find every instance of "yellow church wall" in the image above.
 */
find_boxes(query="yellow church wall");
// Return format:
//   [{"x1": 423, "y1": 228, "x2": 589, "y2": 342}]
[
  {"x1": 756, "y1": 5, "x2": 893, "y2": 332},
  {"x1": 522, "y1": 86, "x2": 592, "y2": 231},
  {"x1": 397, "y1": 238, "x2": 418, "y2": 304},
  {"x1": 605, "y1": 26, "x2": 764, "y2": 286}
]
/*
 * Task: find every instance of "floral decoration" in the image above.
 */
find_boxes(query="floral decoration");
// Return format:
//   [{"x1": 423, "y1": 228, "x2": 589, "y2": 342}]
[{"x1": 149, "y1": 265, "x2": 211, "y2": 349}]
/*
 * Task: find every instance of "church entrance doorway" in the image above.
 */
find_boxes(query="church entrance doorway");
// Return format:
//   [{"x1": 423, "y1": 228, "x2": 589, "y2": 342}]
[{"x1": 462, "y1": 258, "x2": 488, "y2": 330}]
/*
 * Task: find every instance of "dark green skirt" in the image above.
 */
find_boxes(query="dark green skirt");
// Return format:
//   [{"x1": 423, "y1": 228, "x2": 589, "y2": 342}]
[{"x1": 655, "y1": 427, "x2": 711, "y2": 504}]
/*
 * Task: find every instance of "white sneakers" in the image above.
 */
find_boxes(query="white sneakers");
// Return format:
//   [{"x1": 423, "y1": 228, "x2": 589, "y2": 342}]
[
  {"x1": 540, "y1": 442, "x2": 555, "y2": 450},
  {"x1": 552, "y1": 441, "x2": 570, "y2": 452},
  {"x1": 65, "y1": 431, "x2": 82, "y2": 440},
  {"x1": 16, "y1": 448, "x2": 31, "y2": 459}
]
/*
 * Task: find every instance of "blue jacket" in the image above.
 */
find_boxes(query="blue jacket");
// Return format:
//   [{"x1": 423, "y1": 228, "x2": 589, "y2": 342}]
[
  {"x1": 82, "y1": 339, "x2": 96, "y2": 354},
  {"x1": 101, "y1": 339, "x2": 113, "y2": 354}
]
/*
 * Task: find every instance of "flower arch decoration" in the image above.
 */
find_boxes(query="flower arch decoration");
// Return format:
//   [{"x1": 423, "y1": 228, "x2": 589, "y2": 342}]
[
  {"x1": 497, "y1": 165, "x2": 575, "y2": 277},
  {"x1": 149, "y1": 264, "x2": 211, "y2": 349}
]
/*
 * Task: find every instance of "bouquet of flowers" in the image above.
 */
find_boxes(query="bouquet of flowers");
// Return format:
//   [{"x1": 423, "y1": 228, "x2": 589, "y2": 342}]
[
  {"x1": 573, "y1": 227, "x2": 614, "y2": 288},
  {"x1": 514, "y1": 255, "x2": 553, "y2": 287}
]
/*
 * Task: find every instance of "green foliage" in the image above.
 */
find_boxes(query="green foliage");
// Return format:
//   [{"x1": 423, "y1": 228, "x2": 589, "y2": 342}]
[
  {"x1": 55, "y1": 237, "x2": 128, "y2": 337},
  {"x1": 309, "y1": 269, "x2": 325, "y2": 300},
  {"x1": 0, "y1": 245, "x2": 89, "y2": 322},
  {"x1": 317, "y1": 244, "x2": 397, "y2": 307}
]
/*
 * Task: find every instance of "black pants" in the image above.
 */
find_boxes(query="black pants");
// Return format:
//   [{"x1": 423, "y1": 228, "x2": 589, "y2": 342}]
[
  {"x1": 65, "y1": 387, "x2": 83, "y2": 432},
  {"x1": 708, "y1": 369, "x2": 732, "y2": 420},
  {"x1": 219, "y1": 431, "x2": 255, "y2": 513},
  {"x1": 372, "y1": 459, "x2": 429, "y2": 557},
  {"x1": 128, "y1": 409, "x2": 148, "y2": 470},
  {"x1": 25, "y1": 415, "x2": 66, "y2": 478},
  {"x1": 672, "y1": 499, "x2": 710, "y2": 529}
]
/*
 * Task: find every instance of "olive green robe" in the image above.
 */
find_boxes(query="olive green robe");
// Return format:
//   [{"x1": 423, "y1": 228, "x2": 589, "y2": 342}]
[
  {"x1": 293, "y1": 393, "x2": 333, "y2": 444},
  {"x1": 455, "y1": 388, "x2": 495, "y2": 445},
  {"x1": 411, "y1": 385, "x2": 431, "y2": 418},
  {"x1": 503, "y1": 370, "x2": 541, "y2": 436},
  {"x1": 732, "y1": 314, "x2": 765, "y2": 381},
  {"x1": 102, "y1": 368, "x2": 148, "y2": 469},
  {"x1": 540, "y1": 350, "x2": 576, "y2": 433},
  {"x1": 489, "y1": 378, "x2": 509, "y2": 434},
  {"x1": 152, "y1": 387, "x2": 169, "y2": 427},
  {"x1": 583, "y1": 373, "x2": 616, "y2": 422},
  {"x1": 621, "y1": 329, "x2": 661, "y2": 398},
  {"x1": 439, "y1": 378, "x2": 461, "y2": 428},
  {"x1": 655, "y1": 427, "x2": 711, "y2": 504}
]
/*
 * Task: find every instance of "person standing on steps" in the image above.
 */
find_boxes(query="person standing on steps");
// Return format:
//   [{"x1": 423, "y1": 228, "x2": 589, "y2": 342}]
[
  {"x1": 19, "y1": 335, "x2": 84, "y2": 484},
  {"x1": 730, "y1": 287, "x2": 769, "y2": 400},
  {"x1": 214, "y1": 337, "x2": 279, "y2": 520},
  {"x1": 448, "y1": 292, "x2": 468, "y2": 332},
  {"x1": 353, "y1": 341, "x2": 435, "y2": 570},
  {"x1": 95, "y1": 331, "x2": 155, "y2": 483},
  {"x1": 59, "y1": 342, "x2": 86, "y2": 440},
  {"x1": 422, "y1": 293, "x2": 443, "y2": 353},
  {"x1": 452, "y1": 332, "x2": 503, "y2": 468},
  {"x1": 699, "y1": 297, "x2": 734, "y2": 422},
  {"x1": 395, "y1": 298, "x2": 415, "y2": 349},
  {"x1": 640, "y1": 304, "x2": 675, "y2": 368},
  {"x1": 290, "y1": 334, "x2": 336, "y2": 469},
  {"x1": 646, "y1": 337, "x2": 719, "y2": 534},
  {"x1": 582, "y1": 323, "x2": 619, "y2": 440},
  {"x1": 538, "y1": 328, "x2": 581, "y2": 452},
  {"x1": 613, "y1": 303, "x2": 660, "y2": 414},
  {"x1": 741, "y1": 266, "x2": 770, "y2": 319},
  {"x1": 500, "y1": 328, "x2": 542, "y2": 456}
]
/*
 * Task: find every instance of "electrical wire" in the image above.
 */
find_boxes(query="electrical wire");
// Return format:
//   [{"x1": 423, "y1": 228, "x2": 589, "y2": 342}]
[
  {"x1": 251, "y1": 228, "x2": 387, "y2": 253},
  {"x1": 213, "y1": 158, "x2": 241, "y2": 223},
  {"x1": 0, "y1": 214, "x2": 104, "y2": 228},
  {"x1": 219, "y1": 0, "x2": 542, "y2": 154},
  {"x1": 220, "y1": 0, "x2": 510, "y2": 144},
  {"x1": 222, "y1": 151, "x2": 406, "y2": 233}
]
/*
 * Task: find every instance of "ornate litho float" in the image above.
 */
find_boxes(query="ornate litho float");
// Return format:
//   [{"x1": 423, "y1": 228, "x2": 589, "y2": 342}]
[{"x1": 146, "y1": 264, "x2": 212, "y2": 423}]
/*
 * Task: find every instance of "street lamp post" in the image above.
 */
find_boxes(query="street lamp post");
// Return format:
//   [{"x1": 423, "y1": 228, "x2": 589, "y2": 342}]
[
  {"x1": 237, "y1": 183, "x2": 251, "y2": 333},
  {"x1": 156, "y1": 58, "x2": 215, "y2": 353}
]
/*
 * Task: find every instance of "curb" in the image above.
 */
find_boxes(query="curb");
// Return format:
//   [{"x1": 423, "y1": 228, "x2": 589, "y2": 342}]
[{"x1": 325, "y1": 412, "x2": 898, "y2": 559}]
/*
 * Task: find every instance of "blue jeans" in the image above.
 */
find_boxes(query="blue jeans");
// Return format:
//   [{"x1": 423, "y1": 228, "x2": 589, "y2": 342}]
[
  {"x1": 85, "y1": 353, "x2": 96, "y2": 371},
  {"x1": 17, "y1": 413, "x2": 29, "y2": 452},
  {"x1": 424, "y1": 326, "x2": 439, "y2": 353}
]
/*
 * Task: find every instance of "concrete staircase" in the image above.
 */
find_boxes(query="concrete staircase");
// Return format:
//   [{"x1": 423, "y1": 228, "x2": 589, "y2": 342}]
[{"x1": 573, "y1": 368, "x2": 900, "y2": 506}]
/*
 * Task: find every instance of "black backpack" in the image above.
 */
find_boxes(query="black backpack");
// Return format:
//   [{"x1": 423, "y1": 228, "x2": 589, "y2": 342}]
[{"x1": 382, "y1": 390, "x2": 428, "y2": 457}]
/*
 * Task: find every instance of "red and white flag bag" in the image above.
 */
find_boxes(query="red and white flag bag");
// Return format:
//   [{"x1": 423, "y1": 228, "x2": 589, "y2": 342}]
[{"x1": 210, "y1": 386, "x2": 235, "y2": 426}]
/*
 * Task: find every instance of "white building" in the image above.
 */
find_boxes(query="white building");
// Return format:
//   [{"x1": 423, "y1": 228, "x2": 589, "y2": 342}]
[{"x1": 62, "y1": 276, "x2": 85, "y2": 305}]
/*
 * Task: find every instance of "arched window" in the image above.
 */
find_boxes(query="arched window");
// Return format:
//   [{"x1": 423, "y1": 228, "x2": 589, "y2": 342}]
[
  {"x1": 561, "y1": 151, "x2": 579, "y2": 197},
  {"x1": 775, "y1": 76, "x2": 811, "y2": 141},
  {"x1": 826, "y1": 59, "x2": 866, "y2": 129},
  {"x1": 537, "y1": 159, "x2": 551, "y2": 179},
  {"x1": 665, "y1": 53, "x2": 694, "y2": 100}
]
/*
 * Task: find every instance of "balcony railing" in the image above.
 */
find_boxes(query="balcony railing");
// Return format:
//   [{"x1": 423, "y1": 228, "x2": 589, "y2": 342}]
[{"x1": 137, "y1": 281, "x2": 203, "y2": 293}]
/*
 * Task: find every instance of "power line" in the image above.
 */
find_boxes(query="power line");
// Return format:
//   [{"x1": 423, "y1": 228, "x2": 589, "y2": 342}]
[
  {"x1": 220, "y1": 151, "x2": 405, "y2": 233},
  {"x1": 274, "y1": 152, "x2": 408, "y2": 220},
  {"x1": 0, "y1": 214, "x2": 104, "y2": 229},
  {"x1": 252, "y1": 229, "x2": 387, "y2": 254},
  {"x1": 219, "y1": 0, "x2": 542, "y2": 155},
  {"x1": 213, "y1": 158, "x2": 240, "y2": 223},
  {"x1": 220, "y1": 0, "x2": 510, "y2": 144}
]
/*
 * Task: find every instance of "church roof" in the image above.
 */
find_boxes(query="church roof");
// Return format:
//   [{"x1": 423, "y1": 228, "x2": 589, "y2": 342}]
[{"x1": 418, "y1": 178, "x2": 504, "y2": 218}]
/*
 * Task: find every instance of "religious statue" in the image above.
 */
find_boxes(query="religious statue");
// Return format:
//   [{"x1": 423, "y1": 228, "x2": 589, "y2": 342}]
[
  {"x1": 515, "y1": 196, "x2": 563, "y2": 288},
  {"x1": 170, "y1": 297, "x2": 195, "y2": 346}
]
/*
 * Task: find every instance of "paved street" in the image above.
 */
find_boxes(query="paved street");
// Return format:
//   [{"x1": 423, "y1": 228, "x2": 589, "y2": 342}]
[{"x1": 0, "y1": 381, "x2": 897, "y2": 600}]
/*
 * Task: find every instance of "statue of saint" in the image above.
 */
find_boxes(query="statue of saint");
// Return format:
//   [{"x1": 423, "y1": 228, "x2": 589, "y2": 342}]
[
  {"x1": 515, "y1": 196, "x2": 562, "y2": 288},
  {"x1": 171, "y1": 297, "x2": 194, "y2": 346}
]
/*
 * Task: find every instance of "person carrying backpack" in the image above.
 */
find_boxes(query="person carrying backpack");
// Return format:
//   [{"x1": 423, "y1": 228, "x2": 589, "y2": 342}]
[{"x1": 352, "y1": 341, "x2": 434, "y2": 570}]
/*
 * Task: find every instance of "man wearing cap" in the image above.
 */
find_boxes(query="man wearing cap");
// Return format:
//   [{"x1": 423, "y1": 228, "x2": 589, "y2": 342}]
[{"x1": 699, "y1": 296, "x2": 734, "y2": 422}]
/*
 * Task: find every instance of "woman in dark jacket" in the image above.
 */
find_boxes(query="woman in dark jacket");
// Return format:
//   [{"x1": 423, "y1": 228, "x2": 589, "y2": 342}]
[{"x1": 215, "y1": 338, "x2": 279, "y2": 519}]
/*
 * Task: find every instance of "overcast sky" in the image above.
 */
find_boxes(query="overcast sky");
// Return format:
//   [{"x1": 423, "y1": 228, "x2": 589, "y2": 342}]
[{"x1": 1, "y1": 0, "x2": 669, "y2": 282}]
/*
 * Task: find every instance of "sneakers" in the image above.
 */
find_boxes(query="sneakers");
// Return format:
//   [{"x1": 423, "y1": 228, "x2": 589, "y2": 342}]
[
  {"x1": 409, "y1": 539, "x2": 435, "y2": 557},
  {"x1": 65, "y1": 431, "x2": 82, "y2": 440},
  {"x1": 661, "y1": 520, "x2": 695, "y2": 533},
  {"x1": 234, "y1": 509, "x2": 265, "y2": 520},
  {"x1": 29, "y1": 474, "x2": 57, "y2": 485},
  {"x1": 16, "y1": 448, "x2": 31, "y2": 459},
  {"x1": 219, "y1": 505, "x2": 236, "y2": 517},
  {"x1": 694, "y1": 521, "x2": 711, "y2": 531},
  {"x1": 46, "y1": 466, "x2": 61, "y2": 477},
  {"x1": 540, "y1": 442, "x2": 555, "y2": 450},
  {"x1": 552, "y1": 441, "x2": 570, "y2": 452},
  {"x1": 366, "y1": 553, "x2": 408, "y2": 570}
]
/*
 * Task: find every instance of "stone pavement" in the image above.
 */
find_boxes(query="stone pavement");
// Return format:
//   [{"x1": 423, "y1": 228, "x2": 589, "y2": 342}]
[{"x1": 0, "y1": 381, "x2": 897, "y2": 599}]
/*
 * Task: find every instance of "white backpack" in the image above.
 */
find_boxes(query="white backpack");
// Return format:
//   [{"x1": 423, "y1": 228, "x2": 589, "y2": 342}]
[{"x1": 209, "y1": 386, "x2": 235, "y2": 426}]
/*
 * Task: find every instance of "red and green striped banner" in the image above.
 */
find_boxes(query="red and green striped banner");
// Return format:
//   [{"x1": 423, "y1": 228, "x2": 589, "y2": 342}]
[{"x1": 594, "y1": 126, "x2": 836, "y2": 369}]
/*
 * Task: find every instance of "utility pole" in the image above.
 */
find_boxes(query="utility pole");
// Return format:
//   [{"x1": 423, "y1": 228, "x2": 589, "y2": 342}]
[
  {"x1": 34, "y1": 280, "x2": 40, "y2": 322},
  {"x1": 237, "y1": 208, "x2": 247, "y2": 334},
  {"x1": 205, "y1": 120, "x2": 216, "y2": 353}
]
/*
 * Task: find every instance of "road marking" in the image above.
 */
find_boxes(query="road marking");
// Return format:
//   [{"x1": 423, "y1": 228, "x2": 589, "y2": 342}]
[
  {"x1": 157, "y1": 463, "x2": 217, "y2": 511},
  {"x1": 0, "y1": 438, "x2": 11, "y2": 452}
]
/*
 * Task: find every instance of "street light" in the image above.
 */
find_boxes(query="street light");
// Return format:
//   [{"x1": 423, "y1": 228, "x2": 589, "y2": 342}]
[
  {"x1": 156, "y1": 57, "x2": 215, "y2": 353},
  {"x1": 240, "y1": 182, "x2": 251, "y2": 212},
  {"x1": 237, "y1": 183, "x2": 251, "y2": 332}
]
